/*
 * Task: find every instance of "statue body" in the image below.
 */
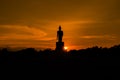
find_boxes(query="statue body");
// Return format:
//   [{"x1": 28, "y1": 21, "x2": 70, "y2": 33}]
[{"x1": 57, "y1": 26, "x2": 63, "y2": 42}]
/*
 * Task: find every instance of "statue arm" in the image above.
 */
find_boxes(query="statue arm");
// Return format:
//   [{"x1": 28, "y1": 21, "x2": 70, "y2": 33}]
[
  {"x1": 62, "y1": 31, "x2": 63, "y2": 36},
  {"x1": 57, "y1": 31, "x2": 59, "y2": 39}
]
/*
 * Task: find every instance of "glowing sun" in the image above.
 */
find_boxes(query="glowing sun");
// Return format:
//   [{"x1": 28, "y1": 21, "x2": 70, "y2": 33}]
[{"x1": 64, "y1": 46, "x2": 68, "y2": 50}]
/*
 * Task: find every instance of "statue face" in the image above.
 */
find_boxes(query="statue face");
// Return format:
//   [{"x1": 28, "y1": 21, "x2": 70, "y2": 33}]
[{"x1": 59, "y1": 26, "x2": 61, "y2": 31}]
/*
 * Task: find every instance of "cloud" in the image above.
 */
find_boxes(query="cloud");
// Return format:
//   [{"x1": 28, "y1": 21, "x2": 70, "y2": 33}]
[
  {"x1": 0, "y1": 25, "x2": 47, "y2": 40},
  {"x1": 80, "y1": 35, "x2": 117, "y2": 40},
  {"x1": 0, "y1": 24, "x2": 57, "y2": 49},
  {"x1": 0, "y1": 0, "x2": 119, "y2": 25}
]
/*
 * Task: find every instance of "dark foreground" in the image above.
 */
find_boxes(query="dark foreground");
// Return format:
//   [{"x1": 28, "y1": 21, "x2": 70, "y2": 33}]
[{"x1": 0, "y1": 45, "x2": 120, "y2": 79}]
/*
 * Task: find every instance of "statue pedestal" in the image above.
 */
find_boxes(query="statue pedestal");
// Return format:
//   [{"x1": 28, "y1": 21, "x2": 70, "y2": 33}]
[{"x1": 55, "y1": 42, "x2": 64, "y2": 54}]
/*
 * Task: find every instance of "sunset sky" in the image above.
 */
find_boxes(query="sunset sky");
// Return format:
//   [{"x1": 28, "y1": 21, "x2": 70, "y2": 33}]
[{"x1": 0, "y1": 0, "x2": 120, "y2": 50}]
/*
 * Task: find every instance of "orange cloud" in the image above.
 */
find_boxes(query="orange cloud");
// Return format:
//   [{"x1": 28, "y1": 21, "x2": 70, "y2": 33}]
[
  {"x1": 0, "y1": 25, "x2": 47, "y2": 40},
  {"x1": 80, "y1": 35, "x2": 117, "y2": 40}
]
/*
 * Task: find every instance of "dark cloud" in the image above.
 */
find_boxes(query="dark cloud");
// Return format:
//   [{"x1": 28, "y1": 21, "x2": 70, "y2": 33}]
[{"x1": 0, "y1": 0, "x2": 119, "y2": 25}]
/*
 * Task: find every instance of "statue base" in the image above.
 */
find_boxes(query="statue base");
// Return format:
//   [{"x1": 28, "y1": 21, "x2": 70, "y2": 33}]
[{"x1": 55, "y1": 42, "x2": 64, "y2": 54}]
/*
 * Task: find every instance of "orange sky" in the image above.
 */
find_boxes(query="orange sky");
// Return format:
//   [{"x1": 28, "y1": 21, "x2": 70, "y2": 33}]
[{"x1": 0, "y1": 0, "x2": 120, "y2": 50}]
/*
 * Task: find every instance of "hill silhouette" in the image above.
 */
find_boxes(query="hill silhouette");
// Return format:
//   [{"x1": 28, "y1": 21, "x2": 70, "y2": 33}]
[
  {"x1": 1, "y1": 45, "x2": 120, "y2": 79},
  {"x1": 0, "y1": 44, "x2": 120, "y2": 66}
]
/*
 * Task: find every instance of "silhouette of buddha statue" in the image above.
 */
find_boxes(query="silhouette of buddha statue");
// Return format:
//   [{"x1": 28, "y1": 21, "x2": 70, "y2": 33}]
[{"x1": 55, "y1": 25, "x2": 64, "y2": 53}]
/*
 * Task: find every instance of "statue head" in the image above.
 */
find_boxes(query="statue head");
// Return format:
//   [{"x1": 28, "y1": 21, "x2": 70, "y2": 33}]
[{"x1": 59, "y1": 25, "x2": 61, "y2": 31}]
